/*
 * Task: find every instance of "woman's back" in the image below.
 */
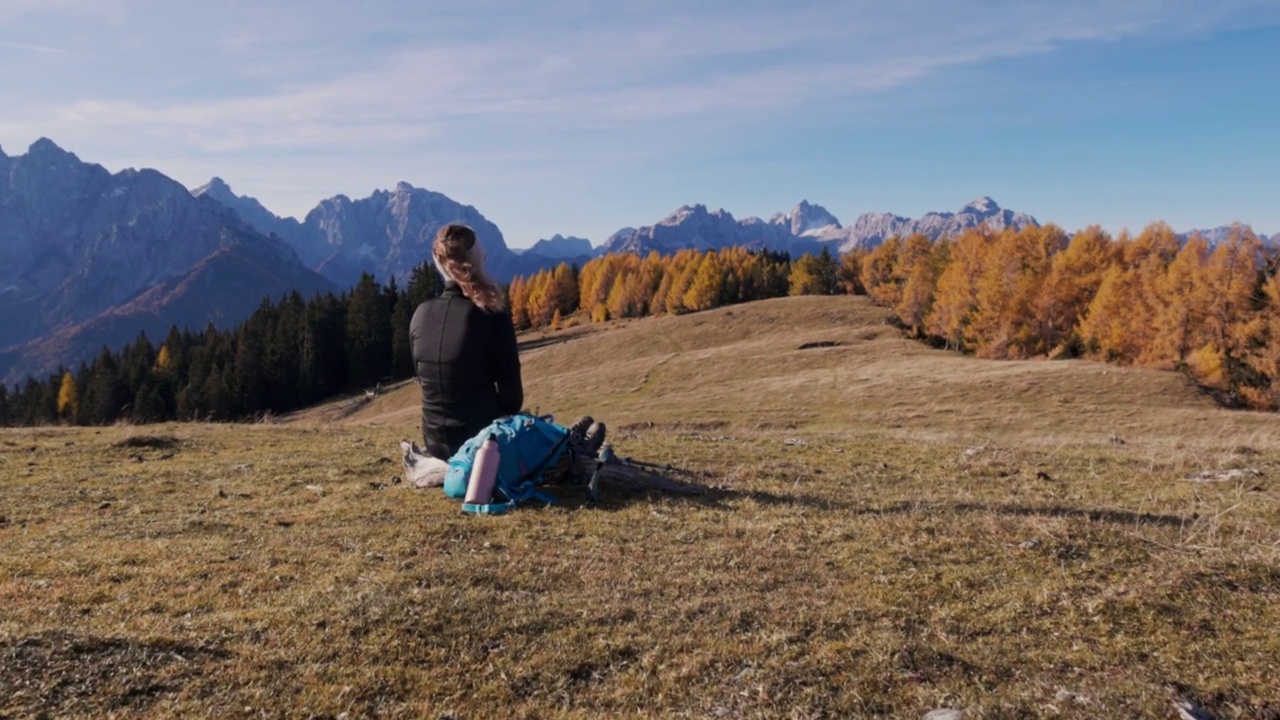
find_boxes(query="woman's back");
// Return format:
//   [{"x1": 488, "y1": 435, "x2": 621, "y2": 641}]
[{"x1": 410, "y1": 231, "x2": 522, "y2": 460}]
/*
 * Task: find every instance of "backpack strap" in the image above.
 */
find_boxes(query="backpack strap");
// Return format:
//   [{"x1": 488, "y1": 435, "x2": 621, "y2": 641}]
[
  {"x1": 460, "y1": 486, "x2": 554, "y2": 515},
  {"x1": 461, "y1": 498, "x2": 518, "y2": 515}
]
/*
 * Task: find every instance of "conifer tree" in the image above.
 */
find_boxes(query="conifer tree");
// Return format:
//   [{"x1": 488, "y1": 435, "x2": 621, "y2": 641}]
[
  {"x1": 390, "y1": 290, "x2": 416, "y2": 379},
  {"x1": 121, "y1": 331, "x2": 156, "y2": 395},
  {"x1": 788, "y1": 252, "x2": 823, "y2": 296},
  {"x1": 684, "y1": 251, "x2": 725, "y2": 311},
  {"x1": 891, "y1": 234, "x2": 938, "y2": 335},
  {"x1": 202, "y1": 366, "x2": 235, "y2": 421},
  {"x1": 56, "y1": 371, "x2": 78, "y2": 422},
  {"x1": 407, "y1": 261, "x2": 444, "y2": 308},
  {"x1": 73, "y1": 361, "x2": 93, "y2": 425},
  {"x1": 838, "y1": 250, "x2": 868, "y2": 295},
  {"x1": 155, "y1": 345, "x2": 173, "y2": 375},
  {"x1": 967, "y1": 225, "x2": 1067, "y2": 358},
  {"x1": 550, "y1": 262, "x2": 579, "y2": 317},
  {"x1": 1142, "y1": 234, "x2": 1209, "y2": 369},
  {"x1": 650, "y1": 272, "x2": 673, "y2": 316},
  {"x1": 1034, "y1": 225, "x2": 1116, "y2": 356},
  {"x1": 233, "y1": 320, "x2": 268, "y2": 416},
  {"x1": 507, "y1": 275, "x2": 530, "y2": 329},
  {"x1": 19, "y1": 377, "x2": 47, "y2": 425},
  {"x1": 666, "y1": 252, "x2": 702, "y2": 314},
  {"x1": 526, "y1": 269, "x2": 556, "y2": 327},
  {"x1": 1246, "y1": 265, "x2": 1280, "y2": 408},
  {"x1": 307, "y1": 293, "x2": 348, "y2": 400},
  {"x1": 1186, "y1": 226, "x2": 1265, "y2": 397},
  {"x1": 86, "y1": 347, "x2": 127, "y2": 424},
  {"x1": 132, "y1": 381, "x2": 165, "y2": 423},
  {"x1": 815, "y1": 246, "x2": 839, "y2": 295},
  {"x1": 1078, "y1": 265, "x2": 1143, "y2": 362},
  {"x1": 860, "y1": 237, "x2": 902, "y2": 307},
  {"x1": 345, "y1": 274, "x2": 391, "y2": 390}
]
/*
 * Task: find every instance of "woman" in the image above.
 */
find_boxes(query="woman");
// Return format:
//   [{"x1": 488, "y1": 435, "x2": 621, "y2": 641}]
[{"x1": 410, "y1": 224, "x2": 523, "y2": 471}]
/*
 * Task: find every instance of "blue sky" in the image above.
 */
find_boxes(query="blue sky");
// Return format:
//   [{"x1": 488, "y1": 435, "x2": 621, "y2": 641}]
[{"x1": 2, "y1": 0, "x2": 1278, "y2": 248}]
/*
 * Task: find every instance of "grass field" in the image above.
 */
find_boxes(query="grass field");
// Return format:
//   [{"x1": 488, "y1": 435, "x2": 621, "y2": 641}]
[{"x1": 3, "y1": 296, "x2": 1279, "y2": 719}]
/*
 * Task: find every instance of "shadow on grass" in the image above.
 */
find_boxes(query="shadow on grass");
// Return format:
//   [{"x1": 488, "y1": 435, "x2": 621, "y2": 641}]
[
  {"x1": 708, "y1": 489, "x2": 1189, "y2": 528},
  {"x1": 1, "y1": 631, "x2": 232, "y2": 717}
]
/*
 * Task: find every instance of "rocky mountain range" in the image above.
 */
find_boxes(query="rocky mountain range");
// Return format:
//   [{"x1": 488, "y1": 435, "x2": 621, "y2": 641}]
[
  {"x1": 1179, "y1": 225, "x2": 1279, "y2": 247},
  {"x1": 0, "y1": 139, "x2": 334, "y2": 384},
  {"x1": 522, "y1": 234, "x2": 594, "y2": 260},
  {"x1": 839, "y1": 197, "x2": 1040, "y2": 252},
  {"x1": 192, "y1": 179, "x2": 558, "y2": 289},
  {"x1": 597, "y1": 197, "x2": 1041, "y2": 257},
  {"x1": 3, "y1": 137, "x2": 1273, "y2": 387}
]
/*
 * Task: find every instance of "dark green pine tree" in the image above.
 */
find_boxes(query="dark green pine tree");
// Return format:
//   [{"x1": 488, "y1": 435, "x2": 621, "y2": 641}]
[
  {"x1": 155, "y1": 325, "x2": 188, "y2": 419},
  {"x1": 174, "y1": 381, "x2": 203, "y2": 422},
  {"x1": 0, "y1": 382, "x2": 9, "y2": 426},
  {"x1": 18, "y1": 377, "x2": 46, "y2": 425},
  {"x1": 120, "y1": 331, "x2": 156, "y2": 399},
  {"x1": 132, "y1": 380, "x2": 166, "y2": 423},
  {"x1": 390, "y1": 283, "x2": 416, "y2": 380},
  {"x1": 233, "y1": 303, "x2": 272, "y2": 416},
  {"x1": 815, "y1": 246, "x2": 840, "y2": 295},
  {"x1": 345, "y1": 273, "x2": 392, "y2": 390},
  {"x1": 85, "y1": 347, "x2": 127, "y2": 425},
  {"x1": 73, "y1": 361, "x2": 93, "y2": 425},
  {"x1": 267, "y1": 291, "x2": 306, "y2": 412},
  {"x1": 202, "y1": 365, "x2": 235, "y2": 421},
  {"x1": 407, "y1": 261, "x2": 445, "y2": 309},
  {"x1": 303, "y1": 292, "x2": 348, "y2": 401}
]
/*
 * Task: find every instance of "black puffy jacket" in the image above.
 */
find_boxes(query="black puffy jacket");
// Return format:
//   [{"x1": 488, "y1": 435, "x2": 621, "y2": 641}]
[{"x1": 410, "y1": 282, "x2": 523, "y2": 460}]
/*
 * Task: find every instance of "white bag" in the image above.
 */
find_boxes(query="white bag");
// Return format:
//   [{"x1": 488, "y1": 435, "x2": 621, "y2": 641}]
[{"x1": 400, "y1": 440, "x2": 449, "y2": 488}]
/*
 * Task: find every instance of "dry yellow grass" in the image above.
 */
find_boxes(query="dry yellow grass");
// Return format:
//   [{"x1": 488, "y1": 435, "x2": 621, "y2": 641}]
[{"x1": 3, "y1": 295, "x2": 1279, "y2": 718}]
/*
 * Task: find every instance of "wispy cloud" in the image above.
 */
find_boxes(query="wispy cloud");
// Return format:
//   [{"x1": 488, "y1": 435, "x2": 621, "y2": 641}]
[
  {"x1": 2, "y1": 0, "x2": 1278, "y2": 234},
  {"x1": 0, "y1": 39, "x2": 67, "y2": 54},
  {"x1": 10, "y1": 0, "x2": 1270, "y2": 155}
]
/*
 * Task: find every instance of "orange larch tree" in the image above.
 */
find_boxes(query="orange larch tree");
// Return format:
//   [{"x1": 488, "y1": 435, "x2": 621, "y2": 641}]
[
  {"x1": 860, "y1": 236, "x2": 902, "y2": 307},
  {"x1": 1141, "y1": 234, "x2": 1209, "y2": 369},
  {"x1": 1034, "y1": 225, "x2": 1117, "y2": 356},
  {"x1": 1184, "y1": 226, "x2": 1266, "y2": 399},
  {"x1": 891, "y1": 234, "x2": 940, "y2": 336},
  {"x1": 925, "y1": 227, "x2": 993, "y2": 350},
  {"x1": 967, "y1": 225, "x2": 1067, "y2": 358}
]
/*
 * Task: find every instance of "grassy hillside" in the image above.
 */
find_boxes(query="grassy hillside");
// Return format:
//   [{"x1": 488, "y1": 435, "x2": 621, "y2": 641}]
[
  {"x1": 3, "y1": 296, "x2": 1279, "y2": 718},
  {"x1": 323, "y1": 295, "x2": 1261, "y2": 449}
]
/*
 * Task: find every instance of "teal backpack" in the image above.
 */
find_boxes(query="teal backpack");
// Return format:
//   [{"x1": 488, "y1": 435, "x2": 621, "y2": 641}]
[{"x1": 443, "y1": 413, "x2": 572, "y2": 514}]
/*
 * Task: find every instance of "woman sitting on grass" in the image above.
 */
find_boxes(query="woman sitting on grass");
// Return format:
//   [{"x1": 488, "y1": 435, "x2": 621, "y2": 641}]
[{"x1": 409, "y1": 224, "x2": 523, "y2": 494}]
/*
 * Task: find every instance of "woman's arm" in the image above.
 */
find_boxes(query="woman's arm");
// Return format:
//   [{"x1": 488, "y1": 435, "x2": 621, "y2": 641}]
[{"x1": 493, "y1": 312, "x2": 524, "y2": 415}]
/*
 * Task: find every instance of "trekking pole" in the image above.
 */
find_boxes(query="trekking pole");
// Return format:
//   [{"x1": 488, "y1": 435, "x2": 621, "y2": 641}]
[{"x1": 620, "y1": 457, "x2": 674, "y2": 472}]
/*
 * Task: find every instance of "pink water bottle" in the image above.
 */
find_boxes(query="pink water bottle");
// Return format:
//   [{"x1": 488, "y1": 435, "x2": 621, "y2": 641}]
[{"x1": 465, "y1": 439, "x2": 501, "y2": 504}]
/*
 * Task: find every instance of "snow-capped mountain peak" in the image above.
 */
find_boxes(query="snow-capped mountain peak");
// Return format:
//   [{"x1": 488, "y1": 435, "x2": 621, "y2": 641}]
[
  {"x1": 961, "y1": 196, "x2": 1001, "y2": 216},
  {"x1": 784, "y1": 200, "x2": 842, "y2": 236}
]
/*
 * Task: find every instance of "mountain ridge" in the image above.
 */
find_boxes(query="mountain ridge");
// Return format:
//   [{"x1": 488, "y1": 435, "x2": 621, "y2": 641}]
[
  {"x1": 0, "y1": 138, "x2": 334, "y2": 384},
  {"x1": 597, "y1": 196, "x2": 1041, "y2": 258},
  {"x1": 5, "y1": 136, "x2": 1275, "y2": 387}
]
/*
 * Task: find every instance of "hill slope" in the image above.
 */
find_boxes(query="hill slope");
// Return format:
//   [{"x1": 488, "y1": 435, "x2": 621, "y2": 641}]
[{"x1": 314, "y1": 295, "x2": 1269, "y2": 448}]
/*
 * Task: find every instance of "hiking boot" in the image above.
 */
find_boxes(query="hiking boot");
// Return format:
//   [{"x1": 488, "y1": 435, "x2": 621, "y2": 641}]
[
  {"x1": 568, "y1": 416, "x2": 593, "y2": 447},
  {"x1": 583, "y1": 421, "x2": 606, "y2": 454}
]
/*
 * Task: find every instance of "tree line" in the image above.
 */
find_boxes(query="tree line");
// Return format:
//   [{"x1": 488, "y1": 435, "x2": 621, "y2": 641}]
[
  {"x1": 3, "y1": 225, "x2": 1276, "y2": 426},
  {"x1": 849, "y1": 223, "x2": 1280, "y2": 409},
  {"x1": 0, "y1": 266, "x2": 445, "y2": 426},
  {"x1": 0, "y1": 247, "x2": 822, "y2": 426},
  {"x1": 507, "y1": 246, "x2": 833, "y2": 329}
]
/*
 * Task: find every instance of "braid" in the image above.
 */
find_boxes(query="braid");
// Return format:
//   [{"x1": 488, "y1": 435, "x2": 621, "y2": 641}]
[{"x1": 433, "y1": 224, "x2": 505, "y2": 313}]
